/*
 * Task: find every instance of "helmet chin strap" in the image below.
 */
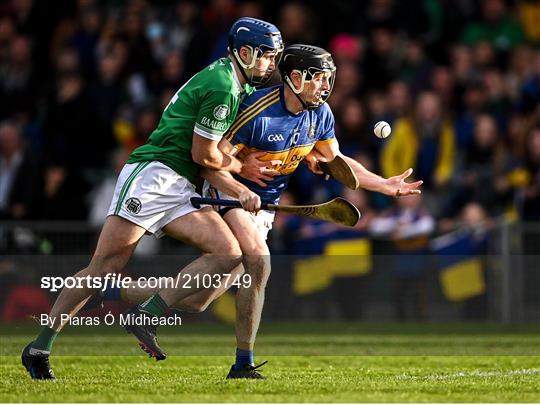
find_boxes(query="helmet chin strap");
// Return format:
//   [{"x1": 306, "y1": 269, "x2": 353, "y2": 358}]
[{"x1": 232, "y1": 46, "x2": 265, "y2": 86}]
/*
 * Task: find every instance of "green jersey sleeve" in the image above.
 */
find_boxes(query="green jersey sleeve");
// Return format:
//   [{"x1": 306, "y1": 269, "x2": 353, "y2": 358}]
[{"x1": 193, "y1": 90, "x2": 238, "y2": 141}]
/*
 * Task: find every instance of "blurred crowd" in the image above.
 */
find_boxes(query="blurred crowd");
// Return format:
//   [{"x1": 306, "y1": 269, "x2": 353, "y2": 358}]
[
  {"x1": 2, "y1": 0, "x2": 540, "y2": 322},
  {"x1": 1, "y1": 0, "x2": 540, "y2": 240}
]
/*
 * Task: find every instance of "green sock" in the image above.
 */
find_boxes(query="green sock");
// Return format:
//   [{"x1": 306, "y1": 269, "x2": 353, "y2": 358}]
[
  {"x1": 32, "y1": 326, "x2": 58, "y2": 352},
  {"x1": 139, "y1": 294, "x2": 168, "y2": 317}
]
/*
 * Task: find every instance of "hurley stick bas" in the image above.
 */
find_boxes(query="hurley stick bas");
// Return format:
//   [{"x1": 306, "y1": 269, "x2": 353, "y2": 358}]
[{"x1": 190, "y1": 197, "x2": 360, "y2": 227}]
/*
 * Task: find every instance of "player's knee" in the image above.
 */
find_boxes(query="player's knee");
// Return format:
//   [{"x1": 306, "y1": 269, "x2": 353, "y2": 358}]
[{"x1": 243, "y1": 255, "x2": 271, "y2": 288}]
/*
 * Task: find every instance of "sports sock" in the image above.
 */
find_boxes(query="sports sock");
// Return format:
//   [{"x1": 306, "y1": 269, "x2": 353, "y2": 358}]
[
  {"x1": 139, "y1": 293, "x2": 168, "y2": 317},
  {"x1": 102, "y1": 285, "x2": 121, "y2": 301},
  {"x1": 32, "y1": 326, "x2": 58, "y2": 352},
  {"x1": 234, "y1": 348, "x2": 254, "y2": 370}
]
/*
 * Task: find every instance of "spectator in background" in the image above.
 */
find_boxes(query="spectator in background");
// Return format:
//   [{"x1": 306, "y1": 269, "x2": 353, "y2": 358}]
[
  {"x1": 152, "y1": 50, "x2": 186, "y2": 96},
  {"x1": 130, "y1": 105, "x2": 158, "y2": 150},
  {"x1": 370, "y1": 194, "x2": 435, "y2": 320},
  {"x1": 366, "y1": 90, "x2": 390, "y2": 126},
  {"x1": 483, "y1": 67, "x2": 511, "y2": 126},
  {"x1": 454, "y1": 81, "x2": 488, "y2": 148},
  {"x1": 399, "y1": 38, "x2": 434, "y2": 94},
  {"x1": 70, "y1": 4, "x2": 102, "y2": 77},
  {"x1": 387, "y1": 80, "x2": 412, "y2": 122},
  {"x1": 380, "y1": 91, "x2": 455, "y2": 214},
  {"x1": 278, "y1": 2, "x2": 317, "y2": 44},
  {"x1": 88, "y1": 44, "x2": 128, "y2": 143},
  {"x1": 520, "y1": 127, "x2": 540, "y2": 302},
  {"x1": 113, "y1": 105, "x2": 158, "y2": 153},
  {"x1": 0, "y1": 120, "x2": 39, "y2": 220},
  {"x1": 0, "y1": 17, "x2": 16, "y2": 68},
  {"x1": 431, "y1": 65, "x2": 457, "y2": 111},
  {"x1": 462, "y1": 0, "x2": 525, "y2": 55},
  {"x1": 450, "y1": 114, "x2": 511, "y2": 216},
  {"x1": 451, "y1": 44, "x2": 481, "y2": 90},
  {"x1": 145, "y1": 12, "x2": 169, "y2": 64},
  {"x1": 43, "y1": 70, "x2": 108, "y2": 168},
  {"x1": 439, "y1": 201, "x2": 495, "y2": 236},
  {"x1": 473, "y1": 40, "x2": 497, "y2": 71},
  {"x1": 120, "y1": 8, "x2": 155, "y2": 102},
  {"x1": 167, "y1": 0, "x2": 200, "y2": 54},
  {"x1": 54, "y1": 46, "x2": 81, "y2": 75},
  {"x1": 328, "y1": 33, "x2": 364, "y2": 65},
  {"x1": 35, "y1": 160, "x2": 88, "y2": 221},
  {"x1": 521, "y1": 126, "x2": 540, "y2": 221},
  {"x1": 518, "y1": 0, "x2": 540, "y2": 44},
  {"x1": 505, "y1": 45, "x2": 534, "y2": 101},
  {"x1": 0, "y1": 35, "x2": 38, "y2": 118},
  {"x1": 506, "y1": 112, "x2": 528, "y2": 163},
  {"x1": 364, "y1": 23, "x2": 402, "y2": 90},
  {"x1": 356, "y1": 0, "x2": 397, "y2": 37},
  {"x1": 518, "y1": 49, "x2": 540, "y2": 115},
  {"x1": 328, "y1": 61, "x2": 362, "y2": 110},
  {"x1": 335, "y1": 97, "x2": 371, "y2": 155}
]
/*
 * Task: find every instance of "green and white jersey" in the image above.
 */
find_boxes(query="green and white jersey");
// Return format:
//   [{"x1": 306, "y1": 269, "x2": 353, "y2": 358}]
[{"x1": 127, "y1": 57, "x2": 254, "y2": 185}]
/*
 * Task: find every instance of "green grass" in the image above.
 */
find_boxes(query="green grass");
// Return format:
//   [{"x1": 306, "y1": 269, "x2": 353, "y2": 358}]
[{"x1": 1, "y1": 323, "x2": 540, "y2": 402}]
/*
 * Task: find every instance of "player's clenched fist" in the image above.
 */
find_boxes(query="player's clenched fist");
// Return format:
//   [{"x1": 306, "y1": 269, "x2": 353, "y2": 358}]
[{"x1": 238, "y1": 189, "x2": 261, "y2": 212}]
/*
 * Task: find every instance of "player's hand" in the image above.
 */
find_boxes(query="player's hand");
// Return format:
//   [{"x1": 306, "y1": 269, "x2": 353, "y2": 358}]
[
  {"x1": 238, "y1": 189, "x2": 261, "y2": 212},
  {"x1": 305, "y1": 150, "x2": 330, "y2": 180},
  {"x1": 383, "y1": 168, "x2": 423, "y2": 197},
  {"x1": 240, "y1": 151, "x2": 281, "y2": 187}
]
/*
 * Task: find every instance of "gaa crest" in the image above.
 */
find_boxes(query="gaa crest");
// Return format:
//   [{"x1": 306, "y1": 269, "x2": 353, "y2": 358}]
[{"x1": 213, "y1": 104, "x2": 229, "y2": 120}]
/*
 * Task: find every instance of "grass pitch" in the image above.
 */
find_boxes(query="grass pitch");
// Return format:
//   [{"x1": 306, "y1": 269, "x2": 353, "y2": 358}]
[{"x1": 1, "y1": 322, "x2": 539, "y2": 402}]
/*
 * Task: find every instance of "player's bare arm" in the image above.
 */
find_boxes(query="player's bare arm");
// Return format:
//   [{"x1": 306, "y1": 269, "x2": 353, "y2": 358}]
[
  {"x1": 307, "y1": 140, "x2": 423, "y2": 197},
  {"x1": 191, "y1": 134, "x2": 243, "y2": 173}
]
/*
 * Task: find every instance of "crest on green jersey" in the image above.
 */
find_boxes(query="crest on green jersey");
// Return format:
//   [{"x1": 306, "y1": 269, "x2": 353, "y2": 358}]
[{"x1": 213, "y1": 104, "x2": 229, "y2": 120}]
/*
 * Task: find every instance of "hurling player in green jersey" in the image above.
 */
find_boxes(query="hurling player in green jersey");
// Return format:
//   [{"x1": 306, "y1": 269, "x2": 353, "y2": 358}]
[
  {"x1": 22, "y1": 17, "x2": 283, "y2": 380},
  {"x1": 93, "y1": 45, "x2": 423, "y2": 380}
]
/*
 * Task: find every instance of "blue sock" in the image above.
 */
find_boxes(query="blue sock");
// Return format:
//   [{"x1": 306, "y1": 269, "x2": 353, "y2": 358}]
[
  {"x1": 234, "y1": 348, "x2": 254, "y2": 370},
  {"x1": 102, "y1": 286, "x2": 121, "y2": 301}
]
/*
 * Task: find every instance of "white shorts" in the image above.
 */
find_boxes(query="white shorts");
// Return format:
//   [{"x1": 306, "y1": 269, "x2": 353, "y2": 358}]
[
  {"x1": 208, "y1": 187, "x2": 275, "y2": 240},
  {"x1": 107, "y1": 161, "x2": 201, "y2": 238}
]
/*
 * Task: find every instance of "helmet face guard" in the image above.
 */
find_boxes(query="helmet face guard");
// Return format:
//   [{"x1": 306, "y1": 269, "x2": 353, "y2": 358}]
[
  {"x1": 228, "y1": 18, "x2": 284, "y2": 86},
  {"x1": 232, "y1": 41, "x2": 283, "y2": 86},
  {"x1": 279, "y1": 44, "x2": 337, "y2": 110}
]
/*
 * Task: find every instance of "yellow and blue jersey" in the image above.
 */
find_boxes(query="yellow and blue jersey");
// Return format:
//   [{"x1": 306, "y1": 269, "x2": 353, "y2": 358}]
[{"x1": 224, "y1": 84, "x2": 337, "y2": 204}]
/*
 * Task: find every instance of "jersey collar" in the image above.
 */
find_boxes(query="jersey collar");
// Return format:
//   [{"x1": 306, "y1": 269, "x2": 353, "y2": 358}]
[{"x1": 227, "y1": 57, "x2": 255, "y2": 96}]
